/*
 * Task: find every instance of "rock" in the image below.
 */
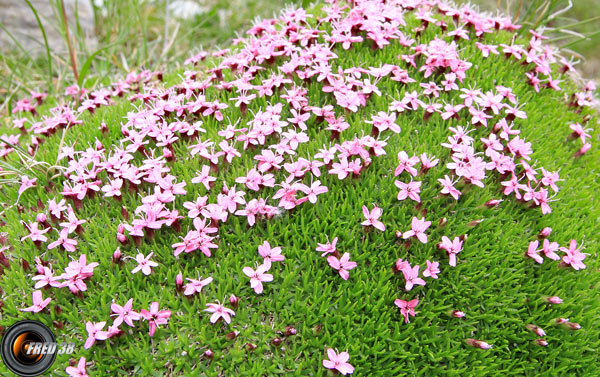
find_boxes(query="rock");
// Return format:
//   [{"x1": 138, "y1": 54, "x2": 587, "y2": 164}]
[{"x1": 0, "y1": 0, "x2": 97, "y2": 56}]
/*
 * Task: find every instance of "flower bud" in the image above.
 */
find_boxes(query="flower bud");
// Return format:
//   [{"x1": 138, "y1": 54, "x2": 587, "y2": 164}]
[
  {"x1": 176, "y1": 272, "x2": 184, "y2": 292},
  {"x1": 537, "y1": 227, "x2": 552, "y2": 238},
  {"x1": 246, "y1": 343, "x2": 257, "y2": 351},
  {"x1": 483, "y1": 199, "x2": 502, "y2": 208},
  {"x1": 285, "y1": 326, "x2": 297, "y2": 336},
  {"x1": 272, "y1": 338, "x2": 282, "y2": 346},
  {"x1": 112, "y1": 247, "x2": 122, "y2": 264},
  {"x1": 553, "y1": 317, "x2": 569, "y2": 325},
  {"x1": 545, "y1": 296, "x2": 562, "y2": 304},
  {"x1": 204, "y1": 349, "x2": 214, "y2": 359},
  {"x1": 226, "y1": 331, "x2": 239, "y2": 340},
  {"x1": 574, "y1": 143, "x2": 591, "y2": 158},
  {"x1": 565, "y1": 322, "x2": 581, "y2": 330},
  {"x1": 466, "y1": 338, "x2": 492, "y2": 350},
  {"x1": 526, "y1": 324, "x2": 546, "y2": 337},
  {"x1": 229, "y1": 294, "x2": 239, "y2": 308},
  {"x1": 36, "y1": 213, "x2": 47, "y2": 223},
  {"x1": 535, "y1": 339, "x2": 548, "y2": 347},
  {"x1": 451, "y1": 310, "x2": 466, "y2": 318}
]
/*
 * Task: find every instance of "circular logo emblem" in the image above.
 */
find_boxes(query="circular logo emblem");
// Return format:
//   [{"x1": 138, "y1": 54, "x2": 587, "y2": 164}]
[{"x1": 1, "y1": 320, "x2": 57, "y2": 376}]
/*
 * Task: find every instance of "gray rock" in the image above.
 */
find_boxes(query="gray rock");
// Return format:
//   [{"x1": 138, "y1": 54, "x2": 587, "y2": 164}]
[{"x1": 0, "y1": 0, "x2": 97, "y2": 56}]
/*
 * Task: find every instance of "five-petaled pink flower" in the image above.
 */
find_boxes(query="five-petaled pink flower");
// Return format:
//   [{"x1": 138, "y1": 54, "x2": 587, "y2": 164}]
[
  {"x1": 84, "y1": 321, "x2": 108, "y2": 349},
  {"x1": 242, "y1": 264, "x2": 273, "y2": 294},
  {"x1": 560, "y1": 239, "x2": 587, "y2": 270},
  {"x1": 361, "y1": 205, "x2": 385, "y2": 231},
  {"x1": 258, "y1": 241, "x2": 285, "y2": 264},
  {"x1": 66, "y1": 357, "x2": 88, "y2": 377},
  {"x1": 403, "y1": 217, "x2": 431, "y2": 243},
  {"x1": 21, "y1": 290, "x2": 51, "y2": 312},
  {"x1": 438, "y1": 236, "x2": 463, "y2": 266},
  {"x1": 111, "y1": 298, "x2": 141, "y2": 327},
  {"x1": 205, "y1": 302, "x2": 236, "y2": 324},
  {"x1": 401, "y1": 264, "x2": 426, "y2": 291},
  {"x1": 327, "y1": 252, "x2": 357, "y2": 280},
  {"x1": 323, "y1": 348, "x2": 355, "y2": 375},
  {"x1": 394, "y1": 298, "x2": 419, "y2": 323},
  {"x1": 140, "y1": 302, "x2": 172, "y2": 337},
  {"x1": 131, "y1": 252, "x2": 159, "y2": 275},
  {"x1": 395, "y1": 180, "x2": 421, "y2": 202},
  {"x1": 183, "y1": 276, "x2": 213, "y2": 296},
  {"x1": 422, "y1": 260, "x2": 440, "y2": 279}
]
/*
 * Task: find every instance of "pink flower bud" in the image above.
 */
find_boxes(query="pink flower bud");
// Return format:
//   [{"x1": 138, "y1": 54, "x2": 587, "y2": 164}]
[
  {"x1": 565, "y1": 322, "x2": 581, "y2": 330},
  {"x1": 176, "y1": 272, "x2": 183, "y2": 291},
  {"x1": 526, "y1": 324, "x2": 546, "y2": 337},
  {"x1": 483, "y1": 199, "x2": 502, "y2": 208},
  {"x1": 535, "y1": 339, "x2": 548, "y2": 347},
  {"x1": 117, "y1": 232, "x2": 128, "y2": 244},
  {"x1": 112, "y1": 247, "x2": 122, "y2": 263},
  {"x1": 36, "y1": 213, "x2": 47, "y2": 223},
  {"x1": 451, "y1": 310, "x2": 466, "y2": 318},
  {"x1": 553, "y1": 317, "x2": 569, "y2": 325},
  {"x1": 545, "y1": 296, "x2": 562, "y2": 304},
  {"x1": 537, "y1": 227, "x2": 552, "y2": 238},
  {"x1": 466, "y1": 338, "x2": 492, "y2": 350},
  {"x1": 95, "y1": 139, "x2": 104, "y2": 151},
  {"x1": 117, "y1": 224, "x2": 126, "y2": 233},
  {"x1": 229, "y1": 294, "x2": 239, "y2": 308},
  {"x1": 204, "y1": 349, "x2": 213, "y2": 359},
  {"x1": 163, "y1": 147, "x2": 174, "y2": 161},
  {"x1": 285, "y1": 326, "x2": 297, "y2": 336},
  {"x1": 574, "y1": 143, "x2": 591, "y2": 157}
]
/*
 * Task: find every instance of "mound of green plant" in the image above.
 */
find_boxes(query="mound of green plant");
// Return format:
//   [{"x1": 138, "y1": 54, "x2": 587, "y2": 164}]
[{"x1": 0, "y1": 0, "x2": 598, "y2": 376}]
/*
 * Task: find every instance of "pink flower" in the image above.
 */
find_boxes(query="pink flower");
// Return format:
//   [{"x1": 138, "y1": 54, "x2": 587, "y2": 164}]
[
  {"x1": 401, "y1": 265, "x2": 426, "y2": 291},
  {"x1": 422, "y1": 260, "x2": 440, "y2": 279},
  {"x1": 541, "y1": 239, "x2": 560, "y2": 261},
  {"x1": 47, "y1": 229, "x2": 78, "y2": 252},
  {"x1": 131, "y1": 252, "x2": 159, "y2": 275},
  {"x1": 111, "y1": 298, "x2": 141, "y2": 327},
  {"x1": 183, "y1": 276, "x2": 213, "y2": 295},
  {"x1": 438, "y1": 175, "x2": 461, "y2": 200},
  {"x1": 258, "y1": 241, "x2": 284, "y2": 264},
  {"x1": 394, "y1": 298, "x2": 419, "y2": 323},
  {"x1": 526, "y1": 240, "x2": 543, "y2": 264},
  {"x1": 438, "y1": 236, "x2": 463, "y2": 266},
  {"x1": 299, "y1": 180, "x2": 328, "y2": 204},
  {"x1": 327, "y1": 252, "x2": 357, "y2": 280},
  {"x1": 395, "y1": 151, "x2": 419, "y2": 176},
  {"x1": 21, "y1": 290, "x2": 51, "y2": 312},
  {"x1": 84, "y1": 321, "x2": 108, "y2": 349},
  {"x1": 242, "y1": 264, "x2": 273, "y2": 294},
  {"x1": 205, "y1": 303, "x2": 236, "y2": 324},
  {"x1": 403, "y1": 217, "x2": 431, "y2": 243},
  {"x1": 66, "y1": 357, "x2": 88, "y2": 377},
  {"x1": 140, "y1": 302, "x2": 172, "y2": 337},
  {"x1": 101, "y1": 178, "x2": 123, "y2": 198},
  {"x1": 18, "y1": 175, "x2": 37, "y2": 196},
  {"x1": 323, "y1": 348, "x2": 354, "y2": 375},
  {"x1": 361, "y1": 205, "x2": 385, "y2": 231},
  {"x1": 21, "y1": 222, "x2": 50, "y2": 243},
  {"x1": 316, "y1": 237, "x2": 338, "y2": 256},
  {"x1": 191, "y1": 165, "x2": 216, "y2": 190},
  {"x1": 395, "y1": 180, "x2": 421, "y2": 202},
  {"x1": 560, "y1": 240, "x2": 587, "y2": 270}
]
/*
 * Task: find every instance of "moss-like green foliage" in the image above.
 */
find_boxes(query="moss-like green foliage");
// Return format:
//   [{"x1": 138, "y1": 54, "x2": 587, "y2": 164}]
[{"x1": 1, "y1": 1, "x2": 598, "y2": 376}]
